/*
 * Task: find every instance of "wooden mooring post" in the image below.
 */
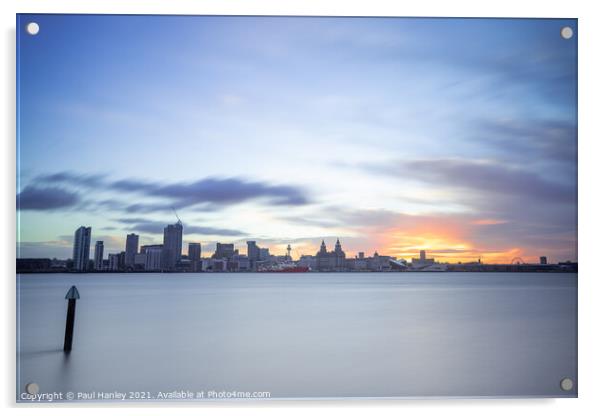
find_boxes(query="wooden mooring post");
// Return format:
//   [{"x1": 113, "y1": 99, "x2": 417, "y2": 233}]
[{"x1": 63, "y1": 286, "x2": 80, "y2": 352}]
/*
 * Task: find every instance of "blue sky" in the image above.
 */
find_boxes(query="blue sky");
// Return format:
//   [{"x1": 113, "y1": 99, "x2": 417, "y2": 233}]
[{"x1": 17, "y1": 15, "x2": 577, "y2": 263}]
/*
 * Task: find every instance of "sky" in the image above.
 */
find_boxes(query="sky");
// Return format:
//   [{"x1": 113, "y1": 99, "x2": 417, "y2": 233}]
[{"x1": 16, "y1": 15, "x2": 577, "y2": 263}]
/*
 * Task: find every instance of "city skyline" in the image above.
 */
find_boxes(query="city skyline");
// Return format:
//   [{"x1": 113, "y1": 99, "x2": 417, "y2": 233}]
[
  {"x1": 17, "y1": 15, "x2": 577, "y2": 264},
  {"x1": 27, "y1": 222, "x2": 570, "y2": 269}
]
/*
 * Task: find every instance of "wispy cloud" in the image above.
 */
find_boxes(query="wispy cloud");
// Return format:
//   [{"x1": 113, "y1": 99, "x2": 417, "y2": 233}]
[
  {"x1": 365, "y1": 158, "x2": 575, "y2": 204},
  {"x1": 116, "y1": 218, "x2": 246, "y2": 237}
]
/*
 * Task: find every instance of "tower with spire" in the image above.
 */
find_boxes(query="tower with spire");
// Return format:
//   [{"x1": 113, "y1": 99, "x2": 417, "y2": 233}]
[
  {"x1": 334, "y1": 238, "x2": 343, "y2": 253},
  {"x1": 319, "y1": 240, "x2": 328, "y2": 255},
  {"x1": 315, "y1": 238, "x2": 346, "y2": 271}
]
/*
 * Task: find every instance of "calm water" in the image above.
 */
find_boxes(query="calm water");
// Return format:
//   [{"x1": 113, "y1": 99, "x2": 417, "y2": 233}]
[{"x1": 17, "y1": 273, "x2": 577, "y2": 401}]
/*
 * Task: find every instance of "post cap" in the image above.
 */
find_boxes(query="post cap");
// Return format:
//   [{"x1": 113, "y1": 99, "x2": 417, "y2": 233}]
[{"x1": 65, "y1": 286, "x2": 80, "y2": 300}]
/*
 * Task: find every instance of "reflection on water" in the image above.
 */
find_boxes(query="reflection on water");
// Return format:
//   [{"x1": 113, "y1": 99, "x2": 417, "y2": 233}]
[{"x1": 17, "y1": 273, "x2": 577, "y2": 400}]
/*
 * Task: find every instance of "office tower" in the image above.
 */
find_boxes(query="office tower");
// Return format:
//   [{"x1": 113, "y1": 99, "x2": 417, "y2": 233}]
[
  {"x1": 94, "y1": 241, "x2": 104, "y2": 270},
  {"x1": 213, "y1": 243, "x2": 235, "y2": 259},
  {"x1": 72, "y1": 226, "x2": 92, "y2": 271},
  {"x1": 420, "y1": 250, "x2": 426, "y2": 262},
  {"x1": 125, "y1": 233, "x2": 139, "y2": 268},
  {"x1": 189, "y1": 242, "x2": 202, "y2": 272},
  {"x1": 134, "y1": 253, "x2": 146, "y2": 269},
  {"x1": 188, "y1": 243, "x2": 201, "y2": 262},
  {"x1": 145, "y1": 247, "x2": 163, "y2": 271},
  {"x1": 247, "y1": 241, "x2": 260, "y2": 267},
  {"x1": 108, "y1": 252, "x2": 125, "y2": 271},
  {"x1": 259, "y1": 247, "x2": 271, "y2": 260},
  {"x1": 540, "y1": 256, "x2": 548, "y2": 265},
  {"x1": 163, "y1": 221, "x2": 183, "y2": 270},
  {"x1": 140, "y1": 244, "x2": 163, "y2": 254},
  {"x1": 108, "y1": 253, "x2": 120, "y2": 271}
]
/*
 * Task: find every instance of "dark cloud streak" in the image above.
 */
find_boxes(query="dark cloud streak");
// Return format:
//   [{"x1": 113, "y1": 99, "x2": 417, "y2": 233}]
[
  {"x1": 35, "y1": 172, "x2": 309, "y2": 213},
  {"x1": 17, "y1": 186, "x2": 80, "y2": 211}
]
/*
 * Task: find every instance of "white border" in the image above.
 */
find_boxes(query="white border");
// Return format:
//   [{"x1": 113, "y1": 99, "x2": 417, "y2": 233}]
[{"x1": 3, "y1": 1, "x2": 601, "y2": 415}]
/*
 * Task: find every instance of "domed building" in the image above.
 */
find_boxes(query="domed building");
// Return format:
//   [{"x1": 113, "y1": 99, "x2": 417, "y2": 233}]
[{"x1": 316, "y1": 239, "x2": 346, "y2": 271}]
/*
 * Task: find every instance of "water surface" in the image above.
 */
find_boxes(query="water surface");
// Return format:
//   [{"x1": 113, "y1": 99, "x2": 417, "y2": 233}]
[{"x1": 17, "y1": 272, "x2": 577, "y2": 400}]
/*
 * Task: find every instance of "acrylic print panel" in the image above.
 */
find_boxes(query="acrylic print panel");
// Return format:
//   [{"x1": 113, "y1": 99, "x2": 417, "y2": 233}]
[{"x1": 16, "y1": 15, "x2": 577, "y2": 401}]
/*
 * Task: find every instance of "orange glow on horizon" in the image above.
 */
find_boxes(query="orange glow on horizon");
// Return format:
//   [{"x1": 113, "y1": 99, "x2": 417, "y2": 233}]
[
  {"x1": 371, "y1": 218, "x2": 532, "y2": 264},
  {"x1": 257, "y1": 215, "x2": 562, "y2": 264}
]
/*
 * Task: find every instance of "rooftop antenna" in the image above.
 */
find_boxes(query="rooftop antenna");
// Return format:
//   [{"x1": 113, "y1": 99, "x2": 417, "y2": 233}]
[{"x1": 172, "y1": 207, "x2": 182, "y2": 225}]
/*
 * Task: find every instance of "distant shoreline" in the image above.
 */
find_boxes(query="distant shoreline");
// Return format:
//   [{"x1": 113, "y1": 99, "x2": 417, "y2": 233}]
[{"x1": 16, "y1": 269, "x2": 577, "y2": 275}]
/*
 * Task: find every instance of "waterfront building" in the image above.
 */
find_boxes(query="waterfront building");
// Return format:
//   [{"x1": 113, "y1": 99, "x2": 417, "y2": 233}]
[
  {"x1": 247, "y1": 241, "x2": 260, "y2": 268},
  {"x1": 188, "y1": 242, "x2": 202, "y2": 272},
  {"x1": 125, "y1": 233, "x2": 139, "y2": 268},
  {"x1": 259, "y1": 247, "x2": 271, "y2": 261},
  {"x1": 368, "y1": 252, "x2": 393, "y2": 271},
  {"x1": 411, "y1": 250, "x2": 436, "y2": 268},
  {"x1": 315, "y1": 239, "x2": 346, "y2": 271},
  {"x1": 210, "y1": 258, "x2": 228, "y2": 271},
  {"x1": 72, "y1": 226, "x2": 92, "y2": 271},
  {"x1": 134, "y1": 253, "x2": 146, "y2": 270},
  {"x1": 298, "y1": 255, "x2": 317, "y2": 270},
  {"x1": 94, "y1": 241, "x2": 104, "y2": 270},
  {"x1": 145, "y1": 247, "x2": 163, "y2": 271},
  {"x1": 188, "y1": 243, "x2": 201, "y2": 262},
  {"x1": 540, "y1": 256, "x2": 548, "y2": 265},
  {"x1": 107, "y1": 253, "x2": 118, "y2": 271},
  {"x1": 17, "y1": 258, "x2": 52, "y2": 272},
  {"x1": 162, "y1": 221, "x2": 183, "y2": 271},
  {"x1": 108, "y1": 252, "x2": 125, "y2": 271},
  {"x1": 229, "y1": 255, "x2": 251, "y2": 272},
  {"x1": 213, "y1": 243, "x2": 235, "y2": 260},
  {"x1": 347, "y1": 257, "x2": 368, "y2": 271},
  {"x1": 140, "y1": 244, "x2": 163, "y2": 254}
]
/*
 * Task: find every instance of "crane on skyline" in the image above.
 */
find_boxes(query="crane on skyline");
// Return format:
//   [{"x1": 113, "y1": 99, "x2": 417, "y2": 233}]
[{"x1": 172, "y1": 207, "x2": 182, "y2": 225}]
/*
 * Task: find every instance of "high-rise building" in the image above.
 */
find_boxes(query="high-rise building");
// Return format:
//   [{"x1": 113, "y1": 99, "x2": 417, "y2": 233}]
[
  {"x1": 125, "y1": 233, "x2": 139, "y2": 268},
  {"x1": 188, "y1": 243, "x2": 201, "y2": 262},
  {"x1": 145, "y1": 247, "x2": 163, "y2": 271},
  {"x1": 188, "y1": 242, "x2": 202, "y2": 272},
  {"x1": 162, "y1": 221, "x2": 183, "y2": 270},
  {"x1": 259, "y1": 248, "x2": 271, "y2": 260},
  {"x1": 134, "y1": 253, "x2": 146, "y2": 269},
  {"x1": 140, "y1": 244, "x2": 163, "y2": 254},
  {"x1": 94, "y1": 241, "x2": 104, "y2": 270},
  {"x1": 420, "y1": 250, "x2": 426, "y2": 261},
  {"x1": 72, "y1": 226, "x2": 92, "y2": 271},
  {"x1": 106, "y1": 252, "x2": 125, "y2": 271},
  {"x1": 247, "y1": 241, "x2": 260, "y2": 267},
  {"x1": 108, "y1": 253, "x2": 120, "y2": 271},
  {"x1": 540, "y1": 256, "x2": 548, "y2": 265},
  {"x1": 213, "y1": 243, "x2": 235, "y2": 259},
  {"x1": 139, "y1": 244, "x2": 163, "y2": 270}
]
